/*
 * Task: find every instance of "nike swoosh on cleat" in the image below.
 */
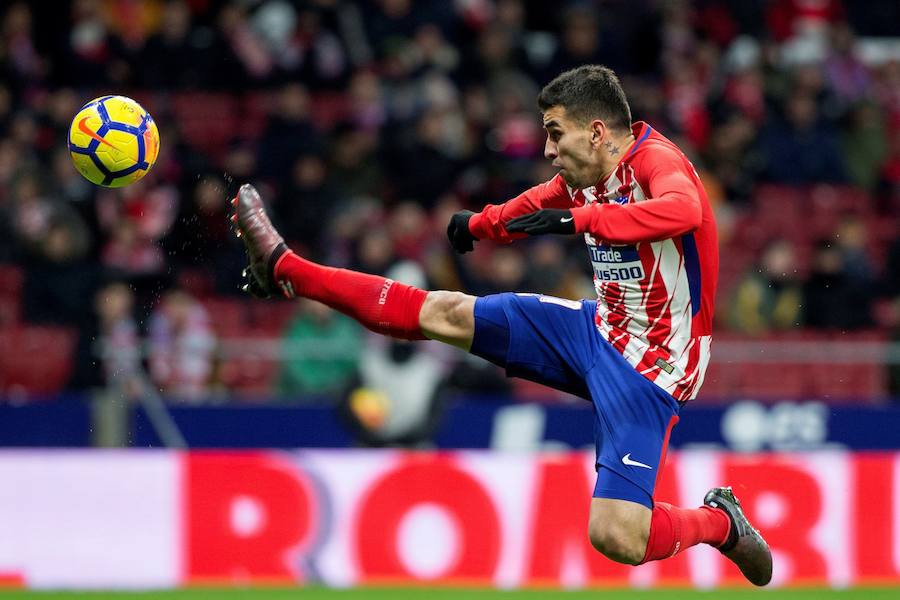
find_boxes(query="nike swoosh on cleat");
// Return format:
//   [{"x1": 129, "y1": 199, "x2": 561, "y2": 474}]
[
  {"x1": 77, "y1": 117, "x2": 118, "y2": 150},
  {"x1": 622, "y1": 453, "x2": 653, "y2": 469},
  {"x1": 560, "y1": 216, "x2": 574, "y2": 223}
]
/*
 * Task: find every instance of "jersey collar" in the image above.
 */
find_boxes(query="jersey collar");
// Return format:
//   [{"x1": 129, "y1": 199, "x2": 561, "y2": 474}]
[
  {"x1": 598, "y1": 121, "x2": 652, "y2": 187},
  {"x1": 625, "y1": 121, "x2": 652, "y2": 158}
]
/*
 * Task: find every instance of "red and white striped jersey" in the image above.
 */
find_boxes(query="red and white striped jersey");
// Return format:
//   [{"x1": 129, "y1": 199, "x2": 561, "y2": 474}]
[{"x1": 468, "y1": 122, "x2": 719, "y2": 401}]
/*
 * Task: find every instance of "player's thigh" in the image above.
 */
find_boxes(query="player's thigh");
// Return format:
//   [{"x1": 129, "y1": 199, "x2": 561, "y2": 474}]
[
  {"x1": 588, "y1": 496, "x2": 652, "y2": 565},
  {"x1": 468, "y1": 293, "x2": 599, "y2": 398},
  {"x1": 419, "y1": 290, "x2": 477, "y2": 350},
  {"x1": 586, "y1": 343, "x2": 681, "y2": 505}
]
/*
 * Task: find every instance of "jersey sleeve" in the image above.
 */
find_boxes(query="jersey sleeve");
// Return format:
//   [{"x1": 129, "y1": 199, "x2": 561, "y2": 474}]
[
  {"x1": 569, "y1": 146, "x2": 703, "y2": 245},
  {"x1": 468, "y1": 173, "x2": 573, "y2": 243}
]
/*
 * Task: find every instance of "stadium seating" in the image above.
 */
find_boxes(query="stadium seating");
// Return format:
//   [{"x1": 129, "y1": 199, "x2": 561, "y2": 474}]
[
  {"x1": 5, "y1": 95, "x2": 899, "y2": 401},
  {"x1": 0, "y1": 326, "x2": 77, "y2": 397},
  {"x1": 702, "y1": 330, "x2": 887, "y2": 401},
  {"x1": 0, "y1": 265, "x2": 22, "y2": 328}
]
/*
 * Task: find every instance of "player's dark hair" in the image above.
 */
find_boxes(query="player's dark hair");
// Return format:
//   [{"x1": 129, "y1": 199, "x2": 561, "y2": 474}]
[{"x1": 538, "y1": 65, "x2": 632, "y2": 132}]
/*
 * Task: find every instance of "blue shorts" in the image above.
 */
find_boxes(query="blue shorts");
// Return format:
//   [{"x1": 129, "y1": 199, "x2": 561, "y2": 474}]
[{"x1": 471, "y1": 293, "x2": 681, "y2": 508}]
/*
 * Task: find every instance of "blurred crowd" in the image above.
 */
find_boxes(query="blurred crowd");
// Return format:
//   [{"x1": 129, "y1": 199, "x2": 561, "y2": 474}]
[{"x1": 0, "y1": 0, "x2": 899, "y2": 410}]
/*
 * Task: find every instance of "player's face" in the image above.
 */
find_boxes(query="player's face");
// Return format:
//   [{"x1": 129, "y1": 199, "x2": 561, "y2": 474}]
[{"x1": 542, "y1": 106, "x2": 605, "y2": 188}]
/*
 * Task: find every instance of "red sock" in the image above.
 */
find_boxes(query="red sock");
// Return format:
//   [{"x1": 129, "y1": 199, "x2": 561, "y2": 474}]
[
  {"x1": 640, "y1": 502, "x2": 731, "y2": 563},
  {"x1": 274, "y1": 250, "x2": 428, "y2": 340}
]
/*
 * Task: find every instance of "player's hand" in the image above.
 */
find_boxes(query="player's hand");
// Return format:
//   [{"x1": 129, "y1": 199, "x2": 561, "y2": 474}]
[
  {"x1": 240, "y1": 266, "x2": 271, "y2": 299},
  {"x1": 506, "y1": 209, "x2": 576, "y2": 236},
  {"x1": 447, "y1": 210, "x2": 478, "y2": 253}
]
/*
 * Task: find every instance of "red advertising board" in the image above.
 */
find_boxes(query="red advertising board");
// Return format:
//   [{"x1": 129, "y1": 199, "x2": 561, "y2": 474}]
[{"x1": 0, "y1": 450, "x2": 897, "y2": 588}]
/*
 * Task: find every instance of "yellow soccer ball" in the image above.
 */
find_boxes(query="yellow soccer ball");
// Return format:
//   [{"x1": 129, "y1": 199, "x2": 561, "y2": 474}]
[{"x1": 68, "y1": 95, "x2": 160, "y2": 187}]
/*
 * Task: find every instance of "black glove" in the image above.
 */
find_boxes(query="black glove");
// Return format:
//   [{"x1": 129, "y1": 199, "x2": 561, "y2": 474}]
[
  {"x1": 447, "y1": 210, "x2": 478, "y2": 253},
  {"x1": 240, "y1": 266, "x2": 271, "y2": 299},
  {"x1": 505, "y1": 209, "x2": 576, "y2": 236}
]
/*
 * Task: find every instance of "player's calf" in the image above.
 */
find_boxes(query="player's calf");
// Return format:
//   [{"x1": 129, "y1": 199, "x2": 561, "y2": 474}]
[
  {"x1": 588, "y1": 521, "x2": 649, "y2": 565},
  {"x1": 588, "y1": 498, "x2": 652, "y2": 566}
]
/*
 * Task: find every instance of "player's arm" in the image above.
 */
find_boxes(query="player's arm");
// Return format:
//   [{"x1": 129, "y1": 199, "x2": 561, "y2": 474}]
[
  {"x1": 446, "y1": 174, "x2": 571, "y2": 253},
  {"x1": 506, "y1": 148, "x2": 703, "y2": 244},
  {"x1": 569, "y1": 152, "x2": 702, "y2": 244}
]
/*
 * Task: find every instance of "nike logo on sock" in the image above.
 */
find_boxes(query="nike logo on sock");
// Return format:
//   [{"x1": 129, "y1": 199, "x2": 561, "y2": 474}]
[
  {"x1": 279, "y1": 280, "x2": 296, "y2": 298},
  {"x1": 622, "y1": 453, "x2": 653, "y2": 469},
  {"x1": 560, "y1": 216, "x2": 574, "y2": 223}
]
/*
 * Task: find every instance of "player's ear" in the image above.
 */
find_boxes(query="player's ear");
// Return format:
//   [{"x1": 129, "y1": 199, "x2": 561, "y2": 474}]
[{"x1": 589, "y1": 119, "x2": 606, "y2": 147}]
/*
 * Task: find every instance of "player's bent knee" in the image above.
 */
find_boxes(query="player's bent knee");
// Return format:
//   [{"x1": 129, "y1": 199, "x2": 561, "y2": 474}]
[
  {"x1": 588, "y1": 521, "x2": 648, "y2": 565},
  {"x1": 419, "y1": 291, "x2": 476, "y2": 349}
]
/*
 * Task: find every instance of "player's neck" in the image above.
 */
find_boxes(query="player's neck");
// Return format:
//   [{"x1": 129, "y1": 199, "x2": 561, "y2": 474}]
[{"x1": 597, "y1": 131, "x2": 636, "y2": 183}]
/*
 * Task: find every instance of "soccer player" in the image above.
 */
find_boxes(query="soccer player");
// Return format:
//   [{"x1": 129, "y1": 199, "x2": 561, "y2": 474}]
[{"x1": 233, "y1": 65, "x2": 772, "y2": 585}]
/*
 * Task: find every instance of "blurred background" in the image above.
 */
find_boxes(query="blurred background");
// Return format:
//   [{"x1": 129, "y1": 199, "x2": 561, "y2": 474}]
[{"x1": 1, "y1": 0, "x2": 900, "y2": 594}]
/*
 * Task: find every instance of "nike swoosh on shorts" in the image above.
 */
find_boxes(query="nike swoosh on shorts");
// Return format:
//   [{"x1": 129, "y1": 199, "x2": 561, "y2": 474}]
[{"x1": 622, "y1": 453, "x2": 653, "y2": 469}]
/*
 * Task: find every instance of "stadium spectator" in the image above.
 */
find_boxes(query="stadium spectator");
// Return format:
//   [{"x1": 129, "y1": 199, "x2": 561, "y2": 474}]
[
  {"x1": 162, "y1": 174, "x2": 245, "y2": 295},
  {"x1": 214, "y1": 2, "x2": 274, "y2": 88},
  {"x1": 339, "y1": 262, "x2": 449, "y2": 447},
  {"x1": 50, "y1": 145, "x2": 94, "y2": 210},
  {"x1": 879, "y1": 117, "x2": 900, "y2": 205},
  {"x1": 345, "y1": 68, "x2": 387, "y2": 131},
  {"x1": 730, "y1": 238, "x2": 804, "y2": 334},
  {"x1": 21, "y1": 210, "x2": 97, "y2": 327},
  {"x1": 387, "y1": 105, "x2": 467, "y2": 208},
  {"x1": 70, "y1": 281, "x2": 142, "y2": 394},
  {"x1": 277, "y1": 298, "x2": 362, "y2": 400},
  {"x1": 147, "y1": 289, "x2": 216, "y2": 401},
  {"x1": 386, "y1": 201, "x2": 432, "y2": 262},
  {"x1": 883, "y1": 226, "x2": 900, "y2": 396},
  {"x1": 326, "y1": 123, "x2": 383, "y2": 203},
  {"x1": 835, "y1": 215, "x2": 877, "y2": 286},
  {"x1": 256, "y1": 83, "x2": 321, "y2": 183},
  {"x1": 804, "y1": 227, "x2": 875, "y2": 330},
  {"x1": 140, "y1": 0, "x2": 207, "y2": 90},
  {"x1": 250, "y1": 2, "x2": 351, "y2": 90},
  {"x1": 362, "y1": 0, "x2": 456, "y2": 64},
  {"x1": 543, "y1": 5, "x2": 627, "y2": 78},
  {"x1": 0, "y1": 2, "x2": 44, "y2": 92},
  {"x1": 842, "y1": 101, "x2": 889, "y2": 190},
  {"x1": 758, "y1": 91, "x2": 847, "y2": 184},
  {"x1": 459, "y1": 21, "x2": 529, "y2": 88},
  {"x1": 825, "y1": 23, "x2": 872, "y2": 109},
  {"x1": 10, "y1": 170, "x2": 58, "y2": 253},
  {"x1": 766, "y1": 0, "x2": 846, "y2": 43},
  {"x1": 274, "y1": 153, "x2": 335, "y2": 256},
  {"x1": 884, "y1": 236, "x2": 900, "y2": 298},
  {"x1": 702, "y1": 112, "x2": 761, "y2": 203},
  {"x1": 63, "y1": 0, "x2": 129, "y2": 87},
  {"x1": 887, "y1": 297, "x2": 900, "y2": 398},
  {"x1": 523, "y1": 237, "x2": 591, "y2": 299},
  {"x1": 349, "y1": 227, "x2": 397, "y2": 277},
  {"x1": 97, "y1": 181, "x2": 176, "y2": 278}
]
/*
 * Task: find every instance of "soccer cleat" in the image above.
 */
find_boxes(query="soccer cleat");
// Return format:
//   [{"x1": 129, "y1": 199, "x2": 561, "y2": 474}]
[
  {"x1": 232, "y1": 183, "x2": 289, "y2": 296},
  {"x1": 704, "y1": 486, "x2": 773, "y2": 586},
  {"x1": 240, "y1": 267, "x2": 271, "y2": 299}
]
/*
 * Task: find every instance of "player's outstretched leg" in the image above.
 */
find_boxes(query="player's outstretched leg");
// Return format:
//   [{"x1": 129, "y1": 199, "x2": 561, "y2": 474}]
[
  {"x1": 704, "y1": 486, "x2": 773, "y2": 586},
  {"x1": 231, "y1": 183, "x2": 475, "y2": 346}
]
